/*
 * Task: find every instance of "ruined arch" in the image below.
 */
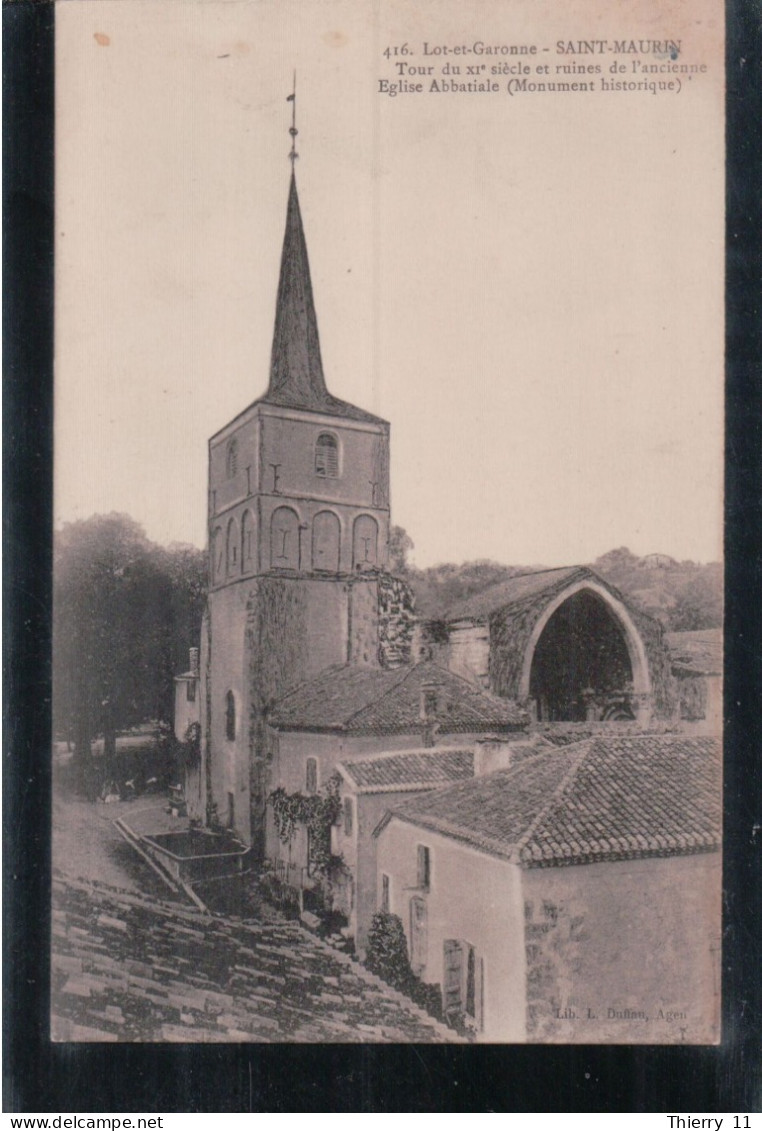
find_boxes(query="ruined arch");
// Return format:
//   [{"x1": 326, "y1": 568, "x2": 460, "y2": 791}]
[{"x1": 519, "y1": 580, "x2": 650, "y2": 721}]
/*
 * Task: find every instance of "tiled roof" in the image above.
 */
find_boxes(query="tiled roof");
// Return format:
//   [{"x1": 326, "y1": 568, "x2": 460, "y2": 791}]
[
  {"x1": 339, "y1": 748, "x2": 475, "y2": 793},
  {"x1": 666, "y1": 630, "x2": 722, "y2": 675},
  {"x1": 269, "y1": 662, "x2": 525, "y2": 734},
  {"x1": 445, "y1": 566, "x2": 586, "y2": 622},
  {"x1": 382, "y1": 734, "x2": 721, "y2": 867}
]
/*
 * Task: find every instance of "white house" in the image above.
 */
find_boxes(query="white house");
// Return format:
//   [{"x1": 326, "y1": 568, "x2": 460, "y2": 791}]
[{"x1": 374, "y1": 733, "x2": 721, "y2": 1042}]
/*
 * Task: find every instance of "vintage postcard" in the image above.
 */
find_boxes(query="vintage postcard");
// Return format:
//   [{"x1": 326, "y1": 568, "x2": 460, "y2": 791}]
[{"x1": 52, "y1": 0, "x2": 724, "y2": 1044}]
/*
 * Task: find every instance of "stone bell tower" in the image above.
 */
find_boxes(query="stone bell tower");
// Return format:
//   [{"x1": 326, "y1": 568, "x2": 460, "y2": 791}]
[{"x1": 194, "y1": 107, "x2": 404, "y2": 852}]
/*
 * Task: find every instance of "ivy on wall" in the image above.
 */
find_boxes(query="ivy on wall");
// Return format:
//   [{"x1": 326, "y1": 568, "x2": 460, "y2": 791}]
[{"x1": 268, "y1": 772, "x2": 342, "y2": 877}]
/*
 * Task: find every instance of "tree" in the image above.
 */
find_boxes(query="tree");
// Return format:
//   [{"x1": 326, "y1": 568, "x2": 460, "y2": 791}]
[
  {"x1": 388, "y1": 525, "x2": 414, "y2": 574},
  {"x1": 668, "y1": 571, "x2": 723, "y2": 631},
  {"x1": 53, "y1": 514, "x2": 207, "y2": 769}
]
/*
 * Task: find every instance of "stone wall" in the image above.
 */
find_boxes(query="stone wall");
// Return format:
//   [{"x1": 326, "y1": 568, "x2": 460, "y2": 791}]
[
  {"x1": 377, "y1": 572, "x2": 416, "y2": 668},
  {"x1": 522, "y1": 852, "x2": 721, "y2": 1043}
]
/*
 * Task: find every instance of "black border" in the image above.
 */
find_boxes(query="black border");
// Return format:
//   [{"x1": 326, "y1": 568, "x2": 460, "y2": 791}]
[{"x1": 4, "y1": 0, "x2": 761, "y2": 1112}]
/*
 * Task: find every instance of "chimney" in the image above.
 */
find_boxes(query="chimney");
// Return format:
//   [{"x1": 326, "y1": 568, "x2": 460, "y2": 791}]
[
  {"x1": 473, "y1": 737, "x2": 514, "y2": 776},
  {"x1": 189, "y1": 647, "x2": 199, "y2": 676}
]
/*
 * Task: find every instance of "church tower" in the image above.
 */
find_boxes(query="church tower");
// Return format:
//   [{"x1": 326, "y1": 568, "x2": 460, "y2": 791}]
[
  {"x1": 195, "y1": 123, "x2": 402, "y2": 851},
  {"x1": 207, "y1": 168, "x2": 390, "y2": 589}
]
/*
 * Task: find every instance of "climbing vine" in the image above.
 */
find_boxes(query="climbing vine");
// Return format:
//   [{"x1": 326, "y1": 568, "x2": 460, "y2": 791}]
[{"x1": 268, "y1": 772, "x2": 343, "y2": 877}]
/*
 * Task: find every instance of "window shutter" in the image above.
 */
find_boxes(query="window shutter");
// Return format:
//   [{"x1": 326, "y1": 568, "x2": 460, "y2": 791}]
[
  {"x1": 315, "y1": 434, "x2": 338, "y2": 477},
  {"x1": 443, "y1": 939, "x2": 463, "y2": 1012}
]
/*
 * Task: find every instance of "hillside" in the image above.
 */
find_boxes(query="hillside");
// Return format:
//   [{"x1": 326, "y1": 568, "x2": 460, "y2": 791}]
[{"x1": 404, "y1": 546, "x2": 722, "y2": 631}]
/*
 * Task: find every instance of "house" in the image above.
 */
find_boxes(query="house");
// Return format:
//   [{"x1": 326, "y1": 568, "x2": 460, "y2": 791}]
[
  {"x1": 173, "y1": 647, "x2": 200, "y2": 743},
  {"x1": 427, "y1": 566, "x2": 675, "y2": 723},
  {"x1": 334, "y1": 744, "x2": 520, "y2": 953},
  {"x1": 374, "y1": 734, "x2": 721, "y2": 1042},
  {"x1": 263, "y1": 661, "x2": 526, "y2": 918},
  {"x1": 666, "y1": 629, "x2": 722, "y2": 732}
]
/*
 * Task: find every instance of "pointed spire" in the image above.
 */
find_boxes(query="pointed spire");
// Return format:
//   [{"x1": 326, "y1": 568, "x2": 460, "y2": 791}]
[
  {"x1": 267, "y1": 173, "x2": 330, "y2": 408},
  {"x1": 259, "y1": 88, "x2": 387, "y2": 426}
]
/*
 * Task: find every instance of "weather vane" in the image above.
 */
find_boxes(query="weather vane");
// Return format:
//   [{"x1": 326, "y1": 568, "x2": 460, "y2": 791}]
[{"x1": 287, "y1": 72, "x2": 298, "y2": 164}]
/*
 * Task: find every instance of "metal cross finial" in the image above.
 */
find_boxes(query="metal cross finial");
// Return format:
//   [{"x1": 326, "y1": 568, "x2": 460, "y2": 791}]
[{"x1": 287, "y1": 72, "x2": 298, "y2": 164}]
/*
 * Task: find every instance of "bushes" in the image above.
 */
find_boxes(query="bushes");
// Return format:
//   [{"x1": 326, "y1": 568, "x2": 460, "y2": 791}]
[
  {"x1": 365, "y1": 912, "x2": 411, "y2": 987},
  {"x1": 364, "y1": 911, "x2": 443, "y2": 1023}
]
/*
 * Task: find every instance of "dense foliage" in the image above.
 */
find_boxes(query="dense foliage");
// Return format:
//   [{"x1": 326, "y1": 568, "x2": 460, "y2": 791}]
[
  {"x1": 391, "y1": 528, "x2": 722, "y2": 631},
  {"x1": 53, "y1": 513, "x2": 207, "y2": 761},
  {"x1": 268, "y1": 773, "x2": 342, "y2": 877},
  {"x1": 364, "y1": 911, "x2": 443, "y2": 1022}
]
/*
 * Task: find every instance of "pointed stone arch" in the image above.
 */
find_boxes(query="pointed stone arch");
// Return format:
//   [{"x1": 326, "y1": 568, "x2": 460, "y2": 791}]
[{"x1": 518, "y1": 579, "x2": 651, "y2": 710}]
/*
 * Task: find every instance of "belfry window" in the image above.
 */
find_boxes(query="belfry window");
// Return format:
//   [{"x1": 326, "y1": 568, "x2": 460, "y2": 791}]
[
  {"x1": 315, "y1": 433, "x2": 339, "y2": 478},
  {"x1": 226, "y1": 438, "x2": 238, "y2": 479},
  {"x1": 225, "y1": 691, "x2": 236, "y2": 741}
]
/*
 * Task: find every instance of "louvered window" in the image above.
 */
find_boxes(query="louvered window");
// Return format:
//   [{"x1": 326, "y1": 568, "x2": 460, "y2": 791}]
[{"x1": 315, "y1": 433, "x2": 339, "y2": 477}]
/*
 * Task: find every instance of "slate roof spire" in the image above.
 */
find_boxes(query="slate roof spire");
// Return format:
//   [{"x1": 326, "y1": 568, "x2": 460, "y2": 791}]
[
  {"x1": 267, "y1": 169, "x2": 330, "y2": 410},
  {"x1": 258, "y1": 91, "x2": 386, "y2": 425}
]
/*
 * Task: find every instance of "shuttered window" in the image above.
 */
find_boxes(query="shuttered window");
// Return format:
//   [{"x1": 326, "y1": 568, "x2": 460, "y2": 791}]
[
  {"x1": 443, "y1": 939, "x2": 464, "y2": 1014},
  {"x1": 305, "y1": 757, "x2": 318, "y2": 795},
  {"x1": 343, "y1": 797, "x2": 354, "y2": 836},
  {"x1": 443, "y1": 940, "x2": 484, "y2": 1029},
  {"x1": 381, "y1": 873, "x2": 390, "y2": 913},
  {"x1": 315, "y1": 433, "x2": 339, "y2": 477}
]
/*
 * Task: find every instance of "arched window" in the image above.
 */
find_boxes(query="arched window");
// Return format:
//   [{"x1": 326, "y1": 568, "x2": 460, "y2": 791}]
[
  {"x1": 315, "y1": 433, "x2": 339, "y2": 478},
  {"x1": 352, "y1": 514, "x2": 379, "y2": 570},
  {"x1": 211, "y1": 526, "x2": 224, "y2": 583},
  {"x1": 226, "y1": 438, "x2": 238, "y2": 479},
  {"x1": 241, "y1": 510, "x2": 255, "y2": 571},
  {"x1": 312, "y1": 510, "x2": 341, "y2": 572},
  {"x1": 270, "y1": 506, "x2": 300, "y2": 570},
  {"x1": 225, "y1": 691, "x2": 236, "y2": 741},
  {"x1": 226, "y1": 517, "x2": 239, "y2": 576}
]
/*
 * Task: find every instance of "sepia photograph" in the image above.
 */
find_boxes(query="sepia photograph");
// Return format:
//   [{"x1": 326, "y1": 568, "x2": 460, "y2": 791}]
[{"x1": 49, "y1": 0, "x2": 724, "y2": 1047}]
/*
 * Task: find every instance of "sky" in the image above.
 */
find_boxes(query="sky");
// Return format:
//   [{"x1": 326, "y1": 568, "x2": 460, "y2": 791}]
[{"x1": 55, "y1": 0, "x2": 724, "y2": 569}]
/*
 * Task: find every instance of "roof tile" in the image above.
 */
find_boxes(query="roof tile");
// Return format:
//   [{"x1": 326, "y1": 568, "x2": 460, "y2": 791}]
[
  {"x1": 341, "y1": 748, "x2": 474, "y2": 792},
  {"x1": 384, "y1": 734, "x2": 721, "y2": 867},
  {"x1": 270, "y1": 662, "x2": 525, "y2": 734}
]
